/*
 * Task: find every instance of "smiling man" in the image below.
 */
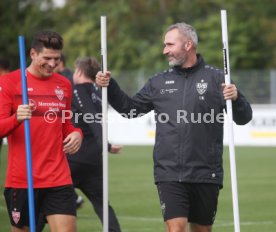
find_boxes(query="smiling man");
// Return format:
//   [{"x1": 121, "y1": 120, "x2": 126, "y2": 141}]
[
  {"x1": 96, "y1": 22, "x2": 252, "y2": 232},
  {"x1": 0, "y1": 31, "x2": 83, "y2": 232}
]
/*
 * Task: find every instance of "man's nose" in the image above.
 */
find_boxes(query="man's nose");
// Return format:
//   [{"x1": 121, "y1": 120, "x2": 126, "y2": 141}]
[
  {"x1": 163, "y1": 46, "x2": 169, "y2": 55},
  {"x1": 48, "y1": 59, "x2": 56, "y2": 67}
]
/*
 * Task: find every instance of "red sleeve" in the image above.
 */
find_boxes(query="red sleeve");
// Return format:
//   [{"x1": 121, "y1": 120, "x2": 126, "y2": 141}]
[
  {"x1": 0, "y1": 76, "x2": 21, "y2": 137},
  {"x1": 62, "y1": 82, "x2": 83, "y2": 139}
]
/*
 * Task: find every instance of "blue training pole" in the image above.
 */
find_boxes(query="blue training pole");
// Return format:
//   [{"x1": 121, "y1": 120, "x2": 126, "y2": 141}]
[{"x1": 18, "y1": 36, "x2": 36, "y2": 232}]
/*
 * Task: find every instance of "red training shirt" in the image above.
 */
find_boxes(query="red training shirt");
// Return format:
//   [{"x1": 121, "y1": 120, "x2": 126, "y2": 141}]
[{"x1": 0, "y1": 69, "x2": 82, "y2": 188}]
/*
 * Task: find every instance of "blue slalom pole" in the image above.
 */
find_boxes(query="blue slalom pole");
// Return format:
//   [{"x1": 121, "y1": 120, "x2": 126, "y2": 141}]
[{"x1": 18, "y1": 36, "x2": 36, "y2": 232}]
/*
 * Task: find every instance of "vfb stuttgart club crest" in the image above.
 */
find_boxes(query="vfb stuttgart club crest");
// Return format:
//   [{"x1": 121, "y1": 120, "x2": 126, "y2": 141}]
[
  {"x1": 12, "y1": 210, "x2": 20, "y2": 224},
  {"x1": 196, "y1": 81, "x2": 208, "y2": 95},
  {"x1": 55, "y1": 88, "x2": 64, "y2": 101}
]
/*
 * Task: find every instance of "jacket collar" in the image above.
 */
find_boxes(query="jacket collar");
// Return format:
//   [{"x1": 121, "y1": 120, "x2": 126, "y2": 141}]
[{"x1": 173, "y1": 54, "x2": 205, "y2": 74}]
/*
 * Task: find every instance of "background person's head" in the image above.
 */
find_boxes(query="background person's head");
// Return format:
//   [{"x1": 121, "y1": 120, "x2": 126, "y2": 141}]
[
  {"x1": 0, "y1": 57, "x2": 10, "y2": 76},
  {"x1": 55, "y1": 53, "x2": 66, "y2": 73},
  {"x1": 73, "y1": 57, "x2": 101, "y2": 84},
  {"x1": 29, "y1": 31, "x2": 63, "y2": 78}
]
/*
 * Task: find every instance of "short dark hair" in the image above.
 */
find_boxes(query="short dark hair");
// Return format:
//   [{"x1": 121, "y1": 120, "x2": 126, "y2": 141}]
[
  {"x1": 74, "y1": 57, "x2": 101, "y2": 81},
  {"x1": 31, "y1": 31, "x2": 63, "y2": 53},
  {"x1": 0, "y1": 57, "x2": 10, "y2": 70},
  {"x1": 60, "y1": 53, "x2": 66, "y2": 65}
]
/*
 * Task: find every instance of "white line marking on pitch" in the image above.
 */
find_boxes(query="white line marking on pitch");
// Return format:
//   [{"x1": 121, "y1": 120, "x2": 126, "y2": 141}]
[
  {"x1": 78, "y1": 214, "x2": 275, "y2": 227},
  {"x1": 215, "y1": 220, "x2": 275, "y2": 227}
]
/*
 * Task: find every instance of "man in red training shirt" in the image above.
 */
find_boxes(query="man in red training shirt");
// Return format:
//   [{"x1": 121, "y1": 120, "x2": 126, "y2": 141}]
[{"x1": 0, "y1": 31, "x2": 83, "y2": 232}]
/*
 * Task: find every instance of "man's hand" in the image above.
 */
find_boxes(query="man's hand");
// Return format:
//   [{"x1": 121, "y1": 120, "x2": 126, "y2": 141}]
[
  {"x1": 222, "y1": 83, "x2": 238, "y2": 101},
  {"x1": 63, "y1": 131, "x2": 82, "y2": 155},
  {"x1": 96, "y1": 71, "x2": 111, "y2": 87},
  {"x1": 16, "y1": 104, "x2": 32, "y2": 123},
  {"x1": 109, "y1": 144, "x2": 123, "y2": 154}
]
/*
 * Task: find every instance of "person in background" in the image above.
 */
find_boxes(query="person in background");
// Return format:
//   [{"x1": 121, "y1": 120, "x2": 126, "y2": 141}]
[
  {"x1": 96, "y1": 22, "x2": 252, "y2": 232},
  {"x1": 68, "y1": 56, "x2": 122, "y2": 232},
  {"x1": 0, "y1": 30, "x2": 83, "y2": 232},
  {"x1": 0, "y1": 57, "x2": 11, "y2": 154},
  {"x1": 0, "y1": 57, "x2": 10, "y2": 76},
  {"x1": 54, "y1": 52, "x2": 84, "y2": 208},
  {"x1": 55, "y1": 53, "x2": 74, "y2": 86}
]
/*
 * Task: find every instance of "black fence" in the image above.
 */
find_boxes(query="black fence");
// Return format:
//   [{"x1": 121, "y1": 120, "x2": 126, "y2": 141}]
[{"x1": 112, "y1": 69, "x2": 276, "y2": 104}]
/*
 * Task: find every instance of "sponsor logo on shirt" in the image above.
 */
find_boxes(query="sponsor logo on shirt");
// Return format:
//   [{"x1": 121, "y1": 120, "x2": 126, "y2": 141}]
[
  {"x1": 165, "y1": 80, "x2": 174, "y2": 84},
  {"x1": 160, "y1": 88, "x2": 178, "y2": 94},
  {"x1": 29, "y1": 99, "x2": 37, "y2": 111}
]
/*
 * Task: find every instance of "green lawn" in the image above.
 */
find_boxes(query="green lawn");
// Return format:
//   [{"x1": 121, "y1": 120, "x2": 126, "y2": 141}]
[{"x1": 1, "y1": 145, "x2": 276, "y2": 231}]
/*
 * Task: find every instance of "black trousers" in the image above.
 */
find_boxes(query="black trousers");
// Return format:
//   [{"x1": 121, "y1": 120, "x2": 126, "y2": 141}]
[{"x1": 68, "y1": 161, "x2": 121, "y2": 232}]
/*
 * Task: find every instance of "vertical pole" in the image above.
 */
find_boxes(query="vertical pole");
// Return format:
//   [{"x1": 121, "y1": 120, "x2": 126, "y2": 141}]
[
  {"x1": 101, "y1": 16, "x2": 109, "y2": 232},
  {"x1": 221, "y1": 10, "x2": 241, "y2": 232},
  {"x1": 270, "y1": 69, "x2": 276, "y2": 104},
  {"x1": 18, "y1": 36, "x2": 36, "y2": 232}
]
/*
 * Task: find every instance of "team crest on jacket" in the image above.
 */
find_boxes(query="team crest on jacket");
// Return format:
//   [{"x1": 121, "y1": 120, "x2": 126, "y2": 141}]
[
  {"x1": 55, "y1": 87, "x2": 64, "y2": 101},
  {"x1": 12, "y1": 210, "x2": 20, "y2": 224},
  {"x1": 196, "y1": 80, "x2": 208, "y2": 95}
]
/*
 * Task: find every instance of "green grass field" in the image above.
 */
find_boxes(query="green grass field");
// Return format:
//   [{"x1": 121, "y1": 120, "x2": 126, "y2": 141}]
[{"x1": 1, "y1": 145, "x2": 276, "y2": 231}]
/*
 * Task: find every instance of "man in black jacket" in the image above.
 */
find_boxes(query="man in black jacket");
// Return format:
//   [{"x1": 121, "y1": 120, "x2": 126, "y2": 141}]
[
  {"x1": 69, "y1": 57, "x2": 122, "y2": 232},
  {"x1": 96, "y1": 22, "x2": 252, "y2": 232}
]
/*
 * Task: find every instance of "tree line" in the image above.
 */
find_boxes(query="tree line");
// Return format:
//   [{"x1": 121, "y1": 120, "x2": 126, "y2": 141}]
[{"x1": 0, "y1": 0, "x2": 275, "y2": 72}]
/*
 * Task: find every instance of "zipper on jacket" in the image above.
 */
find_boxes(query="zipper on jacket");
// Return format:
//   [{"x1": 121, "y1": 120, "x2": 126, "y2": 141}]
[{"x1": 178, "y1": 72, "x2": 188, "y2": 181}]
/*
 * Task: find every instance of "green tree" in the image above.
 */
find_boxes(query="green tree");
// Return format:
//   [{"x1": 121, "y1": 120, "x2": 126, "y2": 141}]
[
  {"x1": 0, "y1": 0, "x2": 60, "y2": 69},
  {"x1": 0, "y1": 0, "x2": 275, "y2": 71}
]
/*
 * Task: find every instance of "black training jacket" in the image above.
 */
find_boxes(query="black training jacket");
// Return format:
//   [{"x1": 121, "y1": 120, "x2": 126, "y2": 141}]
[
  {"x1": 107, "y1": 54, "x2": 252, "y2": 187},
  {"x1": 68, "y1": 83, "x2": 103, "y2": 165}
]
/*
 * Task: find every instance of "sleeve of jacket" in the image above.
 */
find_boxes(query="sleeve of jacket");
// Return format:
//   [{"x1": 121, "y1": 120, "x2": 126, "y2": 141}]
[
  {"x1": 72, "y1": 85, "x2": 102, "y2": 141},
  {"x1": 216, "y1": 72, "x2": 253, "y2": 126},
  {"x1": 232, "y1": 90, "x2": 253, "y2": 125},
  {"x1": 107, "y1": 78, "x2": 154, "y2": 118},
  {"x1": 62, "y1": 83, "x2": 83, "y2": 139}
]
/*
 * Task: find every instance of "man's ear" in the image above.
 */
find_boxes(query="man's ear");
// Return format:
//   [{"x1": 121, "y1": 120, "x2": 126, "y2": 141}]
[
  {"x1": 30, "y1": 48, "x2": 37, "y2": 59},
  {"x1": 185, "y1": 40, "x2": 193, "y2": 51},
  {"x1": 76, "y1": 69, "x2": 82, "y2": 77}
]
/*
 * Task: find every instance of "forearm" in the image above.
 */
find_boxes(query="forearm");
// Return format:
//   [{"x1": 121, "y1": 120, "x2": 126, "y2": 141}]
[{"x1": 0, "y1": 114, "x2": 21, "y2": 137}]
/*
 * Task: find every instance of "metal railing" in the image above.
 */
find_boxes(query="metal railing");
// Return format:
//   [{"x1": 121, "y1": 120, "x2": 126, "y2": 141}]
[{"x1": 113, "y1": 69, "x2": 276, "y2": 104}]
